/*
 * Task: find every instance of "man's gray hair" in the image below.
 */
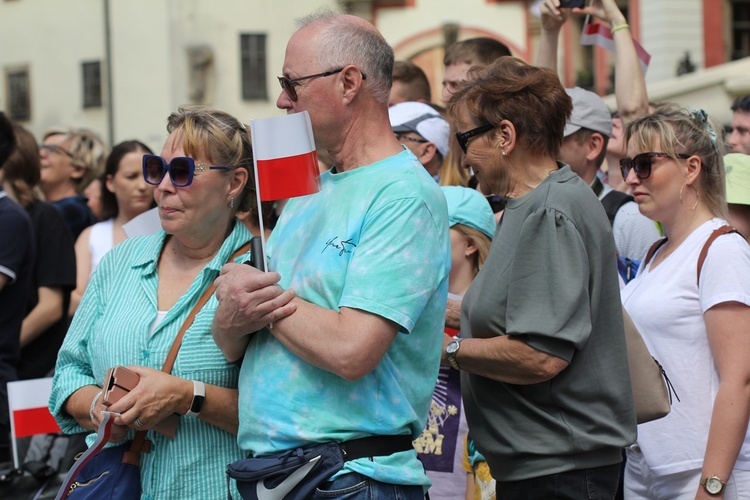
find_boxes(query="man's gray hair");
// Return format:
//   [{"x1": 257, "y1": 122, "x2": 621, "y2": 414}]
[{"x1": 296, "y1": 9, "x2": 394, "y2": 106}]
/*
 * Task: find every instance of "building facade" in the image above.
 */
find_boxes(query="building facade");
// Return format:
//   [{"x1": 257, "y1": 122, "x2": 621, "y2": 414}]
[{"x1": 1, "y1": 0, "x2": 749, "y2": 151}]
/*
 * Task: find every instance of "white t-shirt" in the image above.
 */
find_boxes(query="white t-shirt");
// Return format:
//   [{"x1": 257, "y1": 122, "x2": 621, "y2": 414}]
[
  {"x1": 89, "y1": 218, "x2": 114, "y2": 276},
  {"x1": 621, "y1": 218, "x2": 750, "y2": 477}
]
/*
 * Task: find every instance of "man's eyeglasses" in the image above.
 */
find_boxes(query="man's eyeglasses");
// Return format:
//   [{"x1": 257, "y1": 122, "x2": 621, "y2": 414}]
[
  {"x1": 142, "y1": 154, "x2": 231, "y2": 188},
  {"x1": 395, "y1": 133, "x2": 428, "y2": 145},
  {"x1": 619, "y1": 152, "x2": 691, "y2": 180},
  {"x1": 40, "y1": 144, "x2": 74, "y2": 159},
  {"x1": 456, "y1": 124, "x2": 494, "y2": 154},
  {"x1": 278, "y1": 67, "x2": 367, "y2": 102}
]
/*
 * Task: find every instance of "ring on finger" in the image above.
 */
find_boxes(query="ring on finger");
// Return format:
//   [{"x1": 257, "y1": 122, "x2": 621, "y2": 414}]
[{"x1": 134, "y1": 417, "x2": 144, "y2": 429}]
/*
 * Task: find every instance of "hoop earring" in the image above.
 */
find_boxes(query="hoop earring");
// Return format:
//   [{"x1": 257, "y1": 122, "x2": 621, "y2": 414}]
[
  {"x1": 229, "y1": 196, "x2": 235, "y2": 209},
  {"x1": 679, "y1": 183, "x2": 699, "y2": 210}
]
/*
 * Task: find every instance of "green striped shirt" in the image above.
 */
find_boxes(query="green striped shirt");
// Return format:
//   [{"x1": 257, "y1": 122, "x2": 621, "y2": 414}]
[{"x1": 50, "y1": 221, "x2": 251, "y2": 499}]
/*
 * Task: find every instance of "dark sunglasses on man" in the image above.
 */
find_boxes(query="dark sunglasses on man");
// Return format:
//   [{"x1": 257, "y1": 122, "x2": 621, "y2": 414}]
[
  {"x1": 619, "y1": 152, "x2": 691, "y2": 180},
  {"x1": 142, "y1": 154, "x2": 231, "y2": 188},
  {"x1": 277, "y1": 67, "x2": 367, "y2": 102}
]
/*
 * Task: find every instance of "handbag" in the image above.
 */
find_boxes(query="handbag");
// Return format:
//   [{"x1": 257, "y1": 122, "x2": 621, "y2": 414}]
[
  {"x1": 55, "y1": 412, "x2": 141, "y2": 499},
  {"x1": 622, "y1": 307, "x2": 676, "y2": 424},
  {"x1": 626, "y1": 225, "x2": 738, "y2": 424},
  {"x1": 55, "y1": 241, "x2": 252, "y2": 499},
  {"x1": 226, "y1": 435, "x2": 413, "y2": 500}
]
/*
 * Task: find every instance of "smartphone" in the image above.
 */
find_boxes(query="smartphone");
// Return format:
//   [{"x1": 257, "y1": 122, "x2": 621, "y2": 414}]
[
  {"x1": 101, "y1": 366, "x2": 178, "y2": 438},
  {"x1": 559, "y1": 0, "x2": 585, "y2": 7},
  {"x1": 102, "y1": 366, "x2": 140, "y2": 406}
]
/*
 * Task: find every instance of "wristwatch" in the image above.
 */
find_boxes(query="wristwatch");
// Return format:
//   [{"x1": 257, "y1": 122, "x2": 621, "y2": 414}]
[
  {"x1": 185, "y1": 380, "x2": 205, "y2": 418},
  {"x1": 700, "y1": 475, "x2": 726, "y2": 496},
  {"x1": 446, "y1": 337, "x2": 464, "y2": 370}
]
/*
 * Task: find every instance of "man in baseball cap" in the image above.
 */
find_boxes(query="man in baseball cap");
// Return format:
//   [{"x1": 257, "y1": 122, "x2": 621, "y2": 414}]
[
  {"x1": 559, "y1": 87, "x2": 660, "y2": 262},
  {"x1": 389, "y1": 101, "x2": 450, "y2": 182}
]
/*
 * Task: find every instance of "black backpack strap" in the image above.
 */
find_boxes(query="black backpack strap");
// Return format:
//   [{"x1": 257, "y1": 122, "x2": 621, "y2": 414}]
[{"x1": 600, "y1": 190, "x2": 634, "y2": 226}]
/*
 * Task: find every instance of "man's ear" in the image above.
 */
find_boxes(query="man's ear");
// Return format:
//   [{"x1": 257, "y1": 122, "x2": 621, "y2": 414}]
[
  {"x1": 586, "y1": 132, "x2": 605, "y2": 161},
  {"x1": 341, "y1": 65, "x2": 366, "y2": 103},
  {"x1": 419, "y1": 142, "x2": 437, "y2": 164}
]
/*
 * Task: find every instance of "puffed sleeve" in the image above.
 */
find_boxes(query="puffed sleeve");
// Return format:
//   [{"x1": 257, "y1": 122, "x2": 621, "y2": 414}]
[{"x1": 505, "y1": 208, "x2": 591, "y2": 362}]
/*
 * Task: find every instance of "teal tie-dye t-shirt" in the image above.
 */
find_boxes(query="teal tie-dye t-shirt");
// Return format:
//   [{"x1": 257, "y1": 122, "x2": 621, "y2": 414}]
[{"x1": 237, "y1": 149, "x2": 450, "y2": 487}]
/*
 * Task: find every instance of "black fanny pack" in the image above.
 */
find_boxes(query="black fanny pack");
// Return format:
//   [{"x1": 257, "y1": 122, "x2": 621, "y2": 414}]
[{"x1": 227, "y1": 434, "x2": 413, "y2": 500}]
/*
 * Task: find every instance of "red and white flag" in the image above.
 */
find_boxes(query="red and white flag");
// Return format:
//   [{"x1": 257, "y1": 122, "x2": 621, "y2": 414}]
[
  {"x1": 580, "y1": 21, "x2": 651, "y2": 73},
  {"x1": 250, "y1": 111, "x2": 320, "y2": 203},
  {"x1": 8, "y1": 377, "x2": 61, "y2": 468}
]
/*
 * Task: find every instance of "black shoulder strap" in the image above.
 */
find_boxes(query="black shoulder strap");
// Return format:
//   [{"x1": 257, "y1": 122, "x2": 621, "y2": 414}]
[{"x1": 600, "y1": 190, "x2": 634, "y2": 226}]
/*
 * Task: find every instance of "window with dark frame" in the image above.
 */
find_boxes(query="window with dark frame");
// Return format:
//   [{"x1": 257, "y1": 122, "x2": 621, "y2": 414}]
[
  {"x1": 82, "y1": 61, "x2": 102, "y2": 108},
  {"x1": 7, "y1": 68, "x2": 31, "y2": 121},
  {"x1": 732, "y1": 0, "x2": 750, "y2": 60},
  {"x1": 240, "y1": 33, "x2": 267, "y2": 100}
]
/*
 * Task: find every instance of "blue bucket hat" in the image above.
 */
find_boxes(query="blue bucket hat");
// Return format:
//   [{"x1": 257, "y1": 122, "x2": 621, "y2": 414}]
[{"x1": 441, "y1": 186, "x2": 496, "y2": 239}]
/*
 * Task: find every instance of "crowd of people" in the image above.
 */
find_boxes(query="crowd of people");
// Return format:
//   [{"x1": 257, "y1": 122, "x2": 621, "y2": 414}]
[{"x1": 1, "y1": 1, "x2": 749, "y2": 499}]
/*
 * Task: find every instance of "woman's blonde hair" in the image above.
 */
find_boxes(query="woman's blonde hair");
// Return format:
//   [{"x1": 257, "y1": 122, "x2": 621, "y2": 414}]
[
  {"x1": 452, "y1": 223, "x2": 492, "y2": 276},
  {"x1": 43, "y1": 127, "x2": 108, "y2": 194},
  {"x1": 166, "y1": 105, "x2": 255, "y2": 214},
  {"x1": 625, "y1": 103, "x2": 727, "y2": 218}
]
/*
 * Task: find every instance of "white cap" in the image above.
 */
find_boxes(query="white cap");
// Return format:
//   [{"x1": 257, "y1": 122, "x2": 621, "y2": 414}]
[{"x1": 389, "y1": 102, "x2": 450, "y2": 158}]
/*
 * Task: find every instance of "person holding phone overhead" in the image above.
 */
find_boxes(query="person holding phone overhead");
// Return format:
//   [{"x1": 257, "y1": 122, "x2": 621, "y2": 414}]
[{"x1": 49, "y1": 106, "x2": 295, "y2": 499}]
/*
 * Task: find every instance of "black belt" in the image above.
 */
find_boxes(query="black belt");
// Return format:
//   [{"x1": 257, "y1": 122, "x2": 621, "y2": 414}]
[{"x1": 339, "y1": 434, "x2": 413, "y2": 461}]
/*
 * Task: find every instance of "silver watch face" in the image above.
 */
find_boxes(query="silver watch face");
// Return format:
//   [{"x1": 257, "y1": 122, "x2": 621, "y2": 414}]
[
  {"x1": 446, "y1": 341, "x2": 460, "y2": 355},
  {"x1": 706, "y1": 477, "x2": 723, "y2": 494}
]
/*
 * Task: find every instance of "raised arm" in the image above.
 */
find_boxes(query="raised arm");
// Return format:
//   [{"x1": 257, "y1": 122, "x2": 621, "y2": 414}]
[
  {"x1": 577, "y1": 0, "x2": 649, "y2": 124},
  {"x1": 535, "y1": 0, "x2": 570, "y2": 72}
]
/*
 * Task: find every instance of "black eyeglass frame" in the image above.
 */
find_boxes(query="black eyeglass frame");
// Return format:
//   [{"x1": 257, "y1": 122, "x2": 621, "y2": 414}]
[
  {"x1": 142, "y1": 154, "x2": 231, "y2": 188},
  {"x1": 277, "y1": 67, "x2": 367, "y2": 102},
  {"x1": 619, "y1": 152, "x2": 692, "y2": 180},
  {"x1": 456, "y1": 124, "x2": 494, "y2": 153},
  {"x1": 40, "y1": 144, "x2": 75, "y2": 159},
  {"x1": 395, "y1": 133, "x2": 429, "y2": 145}
]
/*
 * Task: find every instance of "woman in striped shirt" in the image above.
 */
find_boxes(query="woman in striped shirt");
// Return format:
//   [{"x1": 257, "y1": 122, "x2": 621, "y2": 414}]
[{"x1": 50, "y1": 106, "x2": 294, "y2": 498}]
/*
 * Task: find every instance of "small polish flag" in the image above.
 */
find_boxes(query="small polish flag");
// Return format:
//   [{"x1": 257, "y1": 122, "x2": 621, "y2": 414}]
[
  {"x1": 7, "y1": 377, "x2": 61, "y2": 468},
  {"x1": 580, "y1": 21, "x2": 651, "y2": 73},
  {"x1": 250, "y1": 111, "x2": 320, "y2": 203}
]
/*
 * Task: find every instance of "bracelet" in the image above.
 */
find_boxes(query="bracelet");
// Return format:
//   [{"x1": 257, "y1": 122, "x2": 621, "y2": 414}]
[
  {"x1": 89, "y1": 390, "x2": 102, "y2": 426},
  {"x1": 611, "y1": 23, "x2": 630, "y2": 34}
]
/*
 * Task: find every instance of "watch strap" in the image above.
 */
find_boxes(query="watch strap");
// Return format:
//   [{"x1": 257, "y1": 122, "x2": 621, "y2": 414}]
[{"x1": 185, "y1": 380, "x2": 206, "y2": 417}]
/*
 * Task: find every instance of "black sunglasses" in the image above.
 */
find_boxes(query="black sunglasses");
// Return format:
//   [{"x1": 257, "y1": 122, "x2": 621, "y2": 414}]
[
  {"x1": 456, "y1": 124, "x2": 494, "y2": 153},
  {"x1": 142, "y1": 154, "x2": 231, "y2": 188},
  {"x1": 619, "y1": 152, "x2": 691, "y2": 180},
  {"x1": 278, "y1": 67, "x2": 367, "y2": 102}
]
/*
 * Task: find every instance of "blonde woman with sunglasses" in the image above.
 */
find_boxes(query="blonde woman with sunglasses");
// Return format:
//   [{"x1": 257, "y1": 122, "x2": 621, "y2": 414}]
[
  {"x1": 621, "y1": 104, "x2": 750, "y2": 499},
  {"x1": 50, "y1": 106, "x2": 295, "y2": 499}
]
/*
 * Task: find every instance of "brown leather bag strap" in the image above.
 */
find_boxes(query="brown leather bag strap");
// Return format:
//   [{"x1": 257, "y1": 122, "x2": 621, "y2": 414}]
[
  {"x1": 643, "y1": 237, "x2": 668, "y2": 268},
  {"x1": 124, "y1": 241, "x2": 251, "y2": 463},
  {"x1": 697, "y1": 225, "x2": 737, "y2": 286},
  {"x1": 160, "y1": 241, "x2": 251, "y2": 374}
]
